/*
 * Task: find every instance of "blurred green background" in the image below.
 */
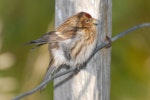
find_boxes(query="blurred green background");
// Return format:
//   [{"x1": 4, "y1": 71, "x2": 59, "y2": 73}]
[{"x1": 0, "y1": 0, "x2": 150, "y2": 100}]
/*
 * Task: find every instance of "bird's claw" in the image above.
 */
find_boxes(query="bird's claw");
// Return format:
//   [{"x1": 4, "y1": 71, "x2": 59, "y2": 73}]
[{"x1": 74, "y1": 64, "x2": 82, "y2": 74}]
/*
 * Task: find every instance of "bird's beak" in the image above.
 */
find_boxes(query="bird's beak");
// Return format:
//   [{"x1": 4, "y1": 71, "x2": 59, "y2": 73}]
[{"x1": 93, "y1": 18, "x2": 99, "y2": 26}]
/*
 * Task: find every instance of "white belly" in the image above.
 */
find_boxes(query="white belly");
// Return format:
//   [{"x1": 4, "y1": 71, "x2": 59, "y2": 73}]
[
  {"x1": 52, "y1": 38, "x2": 97, "y2": 67},
  {"x1": 52, "y1": 48, "x2": 66, "y2": 67}
]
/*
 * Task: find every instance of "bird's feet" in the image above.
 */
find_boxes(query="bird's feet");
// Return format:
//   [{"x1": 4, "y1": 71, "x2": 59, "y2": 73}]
[
  {"x1": 74, "y1": 63, "x2": 87, "y2": 74},
  {"x1": 75, "y1": 64, "x2": 82, "y2": 74}
]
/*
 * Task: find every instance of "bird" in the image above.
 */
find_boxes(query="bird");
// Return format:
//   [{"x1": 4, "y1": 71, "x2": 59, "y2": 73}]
[{"x1": 27, "y1": 12, "x2": 98, "y2": 89}]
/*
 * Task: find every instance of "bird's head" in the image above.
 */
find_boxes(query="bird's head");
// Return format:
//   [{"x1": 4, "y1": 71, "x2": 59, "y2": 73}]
[
  {"x1": 56, "y1": 12, "x2": 98, "y2": 31},
  {"x1": 77, "y1": 12, "x2": 98, "y2": 28}
]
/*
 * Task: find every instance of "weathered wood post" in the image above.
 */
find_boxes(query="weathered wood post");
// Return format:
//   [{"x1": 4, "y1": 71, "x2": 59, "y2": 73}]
[{"x1": 54, "y1": 0, "x2": 112, "y2": 100}]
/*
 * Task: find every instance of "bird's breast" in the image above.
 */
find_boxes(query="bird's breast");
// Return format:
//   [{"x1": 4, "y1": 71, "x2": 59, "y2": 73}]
[
  {"x1": 52, "y1": 28, "x2": 97, "y2": 67},
  {"x1": 70, "y1": 35, "x2": 97, "y2": 65},
  {"x1": 67, "y1": 28, "x2": 97, "y2": 66}
]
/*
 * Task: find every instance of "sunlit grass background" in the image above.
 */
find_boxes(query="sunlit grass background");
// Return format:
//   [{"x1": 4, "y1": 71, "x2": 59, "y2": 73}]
[{"x1": 0, "y1": 0, "x2": 150, "y2": 100}]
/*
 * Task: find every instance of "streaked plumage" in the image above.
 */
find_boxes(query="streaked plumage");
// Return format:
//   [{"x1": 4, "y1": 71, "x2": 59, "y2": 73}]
[{"x1": 28, "y1": 12, "x2": 98, "y2": 88}]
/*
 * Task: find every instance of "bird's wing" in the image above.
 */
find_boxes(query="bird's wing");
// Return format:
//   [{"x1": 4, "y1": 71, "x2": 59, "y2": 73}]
[{"x1": 26, "y1": 27, "x2": 78, "y2": 48}]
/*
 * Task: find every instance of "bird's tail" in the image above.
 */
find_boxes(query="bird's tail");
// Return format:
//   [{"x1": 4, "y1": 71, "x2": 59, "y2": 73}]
[{"x1": 41, "y1": 59, "x2": 56, "y2": 90}]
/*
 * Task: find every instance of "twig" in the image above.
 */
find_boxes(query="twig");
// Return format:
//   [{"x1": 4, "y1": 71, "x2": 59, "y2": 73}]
[
  {"x1": 111, "y1": 23, "x2": 150, "y2": 42},
  {"x1": 13, "y1": 68, "x2": 75, "y2": 100},
  {"x1": 13, "y1": 23, "x2": 150, "y2": 100}
]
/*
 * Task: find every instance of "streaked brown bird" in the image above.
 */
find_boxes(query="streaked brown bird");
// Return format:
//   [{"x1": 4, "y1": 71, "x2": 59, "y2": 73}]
[{"x1": 28, "y1": 12, "x2": 98, "y2": 88}]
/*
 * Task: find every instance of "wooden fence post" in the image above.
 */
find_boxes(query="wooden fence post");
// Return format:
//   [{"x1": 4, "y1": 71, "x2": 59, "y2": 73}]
[{"x1": 54, "y1": 0, "x2": 112, "y2": 100}]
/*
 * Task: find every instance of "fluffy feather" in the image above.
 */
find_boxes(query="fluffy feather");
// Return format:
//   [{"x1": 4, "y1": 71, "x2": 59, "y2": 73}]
[{"x1": 28, "y1": 12, "x2": 98, "y2": 89}]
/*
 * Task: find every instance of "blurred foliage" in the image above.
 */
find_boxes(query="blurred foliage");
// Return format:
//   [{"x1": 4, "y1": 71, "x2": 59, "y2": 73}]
[
  {"x1": 0, "y1": 0, "x2": 54, "y2": 100},
  {"x1": 112, "y1": 0, "x2": 150, "y2": 100},
  {"x1": 0, "y1": 0, "x2": 150, "y2": 100}
]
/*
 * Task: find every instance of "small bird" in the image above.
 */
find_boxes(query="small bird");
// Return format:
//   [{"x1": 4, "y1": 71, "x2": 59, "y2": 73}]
[{"x1": 28, "y1": 12, "x2": 99, "y2": 88}]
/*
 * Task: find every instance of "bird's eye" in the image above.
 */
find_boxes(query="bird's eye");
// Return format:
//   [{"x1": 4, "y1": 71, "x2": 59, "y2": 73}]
[{"x1": 85, "y1": 20, "x2": 90, "y2": 23}]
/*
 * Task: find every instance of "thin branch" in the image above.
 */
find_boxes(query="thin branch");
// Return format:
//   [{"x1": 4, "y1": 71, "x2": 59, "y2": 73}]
[
  {"x1": 13, "y1": 23, "x2": 150, "y2": 100},
  {"x1": 13, "y1": 68, "x2": 75, "y2": 100},
  {"x1": 111, "y1": 23, "x2": 150, "y2": 42}
]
